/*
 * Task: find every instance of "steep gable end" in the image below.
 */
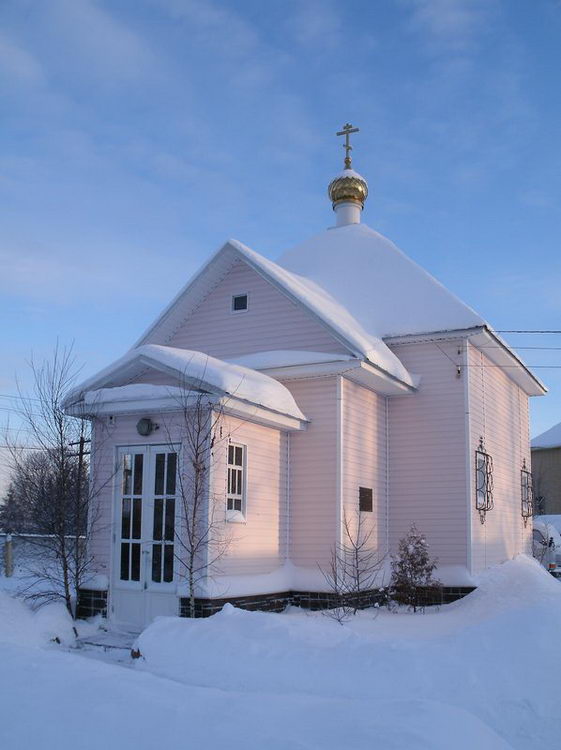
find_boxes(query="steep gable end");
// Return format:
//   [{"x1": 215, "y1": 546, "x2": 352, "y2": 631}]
[
  {"x1": 134, "y1": 239, "x2": 415, "y2": 388},
  {"x1": 167, "y1": 258, "x2": 350, "y2": 360}
]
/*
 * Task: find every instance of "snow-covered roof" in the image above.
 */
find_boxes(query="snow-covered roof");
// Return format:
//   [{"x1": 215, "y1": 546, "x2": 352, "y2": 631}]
[
  {"x1": 278, "y1": 223, "x2": 485, "y2": 339},
  {"x1": 64, "y1": 344, "x2": 306, "y2": 422},
  {"x1": 532, "y1": 422, "x2": 561, "y2": 450},
  {"x1": 134, "y1": 239, "x2": 415, "y2": 390},
  {"x1": 227, "y1": 350, "x2": 355, "y2": 370},
  {"x1": 131, "y1": 222, "x2": 544, "y2": 397}
]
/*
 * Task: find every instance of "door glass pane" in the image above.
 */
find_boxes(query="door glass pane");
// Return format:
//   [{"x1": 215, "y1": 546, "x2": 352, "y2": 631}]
[
  {"x1": 131, "y1": 543, "x2": 141, "y2": 581},
  {"x1": 121, "y1": 498, "x2": 131, "y2": 539},
  {"x1": 132, "y1": 498, "x2": 142, "y2": 539},
  {"x1": 133, "y1": 454, "x2": 143, "y2": 495},
  {"x1": 166, "y1": 453, "x2": 177, "y2": 495},
  {"x1": 153, "y1": 498, "x2": 163, "y2": 541},
  {"x1": 122, "y1": 454, "x2": 132, "y2": 495},
  {"x1": 155, "y1": 453, "x2": 165, "y2": 495},
  {"x1": 152, "y1": 544, "x2": 162, "y2": 583},
  {"x1": 120, "y1": 544, "x2": 130, "y2": 580},
  {"x1": 163, "y1": 545, "x2": 174, "y2": 582},
  {"x1": 165, "y1": 499, "x2": 175, "y2": 541}
]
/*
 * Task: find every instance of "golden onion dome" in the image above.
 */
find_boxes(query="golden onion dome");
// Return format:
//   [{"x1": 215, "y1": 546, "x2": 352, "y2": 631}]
[{"x1": 328, "y1": 168, "x2": 369, "y2": 210}]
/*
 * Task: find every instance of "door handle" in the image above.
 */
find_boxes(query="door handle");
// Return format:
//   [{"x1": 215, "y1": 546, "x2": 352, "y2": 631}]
[{"x1": 142, "y1": 548, "x2": 150, "y2": 589}]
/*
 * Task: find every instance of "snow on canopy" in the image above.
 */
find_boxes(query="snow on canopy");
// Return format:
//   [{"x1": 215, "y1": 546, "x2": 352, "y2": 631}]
[
  {"x1": 65, "y1": 344, "x2": 306, "y2": 421},
  {"x1": 532, "y1": 421, "x2": 561, "y2": 449},
  {"x1": 278, "y1": 223, "x2": 486, "y2": 339}
]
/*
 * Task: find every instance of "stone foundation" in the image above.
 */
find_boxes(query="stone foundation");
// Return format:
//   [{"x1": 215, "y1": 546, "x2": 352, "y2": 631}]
[
  {"x1": 179, "y1": 585, "x2": 473, "y2": 618},
  {"x1": 76, "y1": 588, "x2": 108, "y2": 619},
  {"x1": 77, "y1": 585, "x2": 475, "y2": 621},
  {"x1": 180, "y1": 591, "x2": 292, "y2": 618}
]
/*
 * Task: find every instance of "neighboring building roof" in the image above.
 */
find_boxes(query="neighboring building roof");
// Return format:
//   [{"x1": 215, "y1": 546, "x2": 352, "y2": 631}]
[
  {"x1": 532, "y1": 422, "x2": 561, "y2": 450},
  {"x1": 63, "y1": 344, "x2": 306, "y2": 422},
  {"x1": 133, "y1": 238, "x2": 416, "y2": 390},
  {"x1": 278, "y1": 222, "x2": 485, "y2": 339}
]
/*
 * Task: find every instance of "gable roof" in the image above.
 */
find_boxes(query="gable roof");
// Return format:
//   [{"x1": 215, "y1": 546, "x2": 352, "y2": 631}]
[
  {"x1": 63, "y1": 344, "x2": 306, "y2": 422},
  {"x1": 532, "y1": 422, "x2": 561, "y2": 450},
  {"x1": 133, "y1": 239, "x2": 415, "y2": 390}
]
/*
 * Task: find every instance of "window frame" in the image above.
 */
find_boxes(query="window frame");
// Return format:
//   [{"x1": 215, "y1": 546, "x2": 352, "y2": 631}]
[
  {"x1": 359, "y1": 486, "x2": 373, "y2": 513},
  {"x1": 475, "y1": 437, "x2": 494, "y2": 524},
  {"x1": 226, "y1": 442, "x2": 247, "y2": 523},
  {"x1": 521, "y1": 459, "x2": 534, "y2": 526},
  {"x1": 231, "y1": 293, "x2": 249, "y2": 314}
]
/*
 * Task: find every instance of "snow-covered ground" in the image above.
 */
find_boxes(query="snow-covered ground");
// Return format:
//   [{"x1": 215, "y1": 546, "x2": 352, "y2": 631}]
[{"x1": 0, "y1": 555, "x2": 560, "y2": 749}]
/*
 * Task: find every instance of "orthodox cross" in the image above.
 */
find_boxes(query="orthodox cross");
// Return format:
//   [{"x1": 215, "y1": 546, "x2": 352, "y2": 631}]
[{"x1": 336, "y1": 123, "x2": 359, "y2": 169}]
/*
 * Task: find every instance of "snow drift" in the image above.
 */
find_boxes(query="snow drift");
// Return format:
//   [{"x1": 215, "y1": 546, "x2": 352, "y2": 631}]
[{"x1": 136, "y1": 556, "x2": 561, "y2": 749}]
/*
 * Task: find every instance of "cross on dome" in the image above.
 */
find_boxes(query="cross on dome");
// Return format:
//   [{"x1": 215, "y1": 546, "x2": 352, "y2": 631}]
[
  {"x1": 336, "y1": 122, "x2": 359, "y2": 169},
  {"x1": 328, "y1": 123, "x2": 369, "y2": 226}
]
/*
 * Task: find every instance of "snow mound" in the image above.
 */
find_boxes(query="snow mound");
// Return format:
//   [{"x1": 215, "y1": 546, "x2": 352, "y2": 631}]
[
  {"x1": 135, "y1": 555, "x2": 561, "y2": 748},
  {"x1": 458, "y1": 554, "x2": 561, "y2": 612},
  {"x1": 0, "y1": 592, "x2": 76, "y2": 648}
]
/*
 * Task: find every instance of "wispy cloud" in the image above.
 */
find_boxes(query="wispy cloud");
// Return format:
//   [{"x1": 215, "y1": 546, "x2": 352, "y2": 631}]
[
  {"x1": 285, "y1": 0, "x2": 343, "y2": 50},
  {"x1": 403, "y1": 0, "x2": 497, "y2": 51},
  {"x1": 0, "y1": 32, "x2": 45, "y2": 84}
]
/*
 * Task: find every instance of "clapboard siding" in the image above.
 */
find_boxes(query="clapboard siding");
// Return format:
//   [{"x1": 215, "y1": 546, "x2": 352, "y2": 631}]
[
  {"x1": 468, "y1": 343, "x2": 532, "y2": 573},
  {"x1": 341, "y1": 378, "x2": 387, "y2": 556},
  {"x1": 212, "y1": 415, "x2": 287, "y2": 577},
  {"x1": 387, "y1": 340, "x2": 468, "y2": 566},
  {"x1": 167, "y1": 259, "x2": 349, "y2": 358},
  {"x1": 283, "y1": 377, "x2": 338, "y2": 567},
  {"x1": 90, "y1": 411, "x2": 287, "y2": 584}
]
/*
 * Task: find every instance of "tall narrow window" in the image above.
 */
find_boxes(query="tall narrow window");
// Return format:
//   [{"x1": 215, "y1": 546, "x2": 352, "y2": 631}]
[
  {"x1": 521, "y1": 459, "x2": 533, "y2": 526},
  {"x1": 119, "y1": 452, "x2": 143, "y2": 582},
  {"x1": 227, "y1": 443, "x2": 245, "y2": 516},
  {"x1": 151, "y1": 451, "x2": 177, "y2": 584},
  {"x1": 475, "y1": 437, "x2": 494, "y2": 524}
]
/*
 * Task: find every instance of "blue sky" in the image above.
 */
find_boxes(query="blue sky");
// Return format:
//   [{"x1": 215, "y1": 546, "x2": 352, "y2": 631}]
[{"x1": 1, "y1": 0, "x2": 561, "y2": 483}]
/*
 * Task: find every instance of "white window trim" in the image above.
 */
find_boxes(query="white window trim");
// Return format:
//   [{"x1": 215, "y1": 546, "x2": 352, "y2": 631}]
[
  {"x1": 226, "y1": 442, "x2": 247, "y2": 523},
  {"x1": 231, "y1": 292, "x2": 249, "y2": 314}
]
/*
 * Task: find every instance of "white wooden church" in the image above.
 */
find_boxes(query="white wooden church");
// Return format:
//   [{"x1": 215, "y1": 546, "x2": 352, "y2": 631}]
[{"x1": 65, "y1": 125, "x2": 545, "y2": 629}]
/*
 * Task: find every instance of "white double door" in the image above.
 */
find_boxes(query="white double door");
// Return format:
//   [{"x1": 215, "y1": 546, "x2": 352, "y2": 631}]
[{"x1": 112, "y1": 445, "x2": 180, "y2": 630}]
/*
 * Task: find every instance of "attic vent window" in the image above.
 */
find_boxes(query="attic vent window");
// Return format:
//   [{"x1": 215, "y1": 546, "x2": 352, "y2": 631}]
[
  {"x1": 359, "y1": 486, "x2": 373, "y2": 513},
  {"x1": 232, "y1": 294, "x2": 248, "y2": 312}
]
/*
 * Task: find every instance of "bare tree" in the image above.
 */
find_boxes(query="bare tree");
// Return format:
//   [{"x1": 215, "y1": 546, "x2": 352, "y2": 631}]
[
  {"x1": 162, "y1": 384, "x2": 233, "y2": 618},
  {"x1": 321, "y1": 511, "x2": 386, "y2": 623},
  {"x1": 4, "y1": 344, "x2": 108, "y2": 617}
]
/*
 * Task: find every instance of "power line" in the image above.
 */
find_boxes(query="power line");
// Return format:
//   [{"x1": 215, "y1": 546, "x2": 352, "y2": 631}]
[
  {"x1": 496, "y1": 330, "x2": 561, "y2": 334},
  {"x1": 0, "y1": 445, "x2": 44, "y2": 451},
  {"x1": 0, "y1": 394, "x2": 41, "y2": 403}
]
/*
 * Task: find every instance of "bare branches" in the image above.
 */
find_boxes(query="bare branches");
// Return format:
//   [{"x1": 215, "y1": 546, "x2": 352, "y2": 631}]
[
  {"x1": 2, "y1": 343, "x2": 103, "y2": 617},
  {"x1": 321, "y1": 511, "x2": 386, "y2": 623},
  {"x1": 160, "y1": 373, "x2": 232, "y2": 618}
]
